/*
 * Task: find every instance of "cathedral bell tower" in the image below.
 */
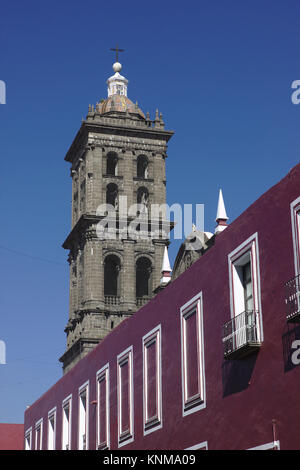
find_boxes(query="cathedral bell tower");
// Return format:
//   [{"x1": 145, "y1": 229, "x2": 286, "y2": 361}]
[{"x1": 59, "y1": 57, "x2": 174, "y2": 373}]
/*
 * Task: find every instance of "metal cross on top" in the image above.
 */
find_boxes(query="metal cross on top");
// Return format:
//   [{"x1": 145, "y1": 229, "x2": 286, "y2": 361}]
[{"x1": 110, "y1": 44, "x2": 124, "y2": 63}]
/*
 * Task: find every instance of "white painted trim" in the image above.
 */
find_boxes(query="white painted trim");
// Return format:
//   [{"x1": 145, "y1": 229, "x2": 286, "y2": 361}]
[
  {"x1": 78, "y1": 381, "x2": 89, "y2": 450},
  {"x1": 34, "y1": 418, "x2": 43, "y2": 450},
  {"x1": 290, "y1": 196, "x2": 300, "y2": 276},
  {"x1": 185, "y1": 441, "x2": 208, "y2": 450},
  {"x1": 142, "y1": 325, "x2": 162, "y2": 436},
  {"x1": 228, "y1": 232, "x2": 263, "y2": 342},
  {"x1": 180, "y1": 291, "x2": 206, "y2": 417},
  {"x1": 24, "y1": 426, "x2": 32, "y2": 450},
  {"x1": 61, "y1": 394, "x2": 72, "y2": 451},
  {"x1": 47, "y1": 407, "x2": 57, "y2": 450},
  {"x1": 96, "y1": 363, "x2": 110, "y2": 450},
  {"x1": 248, "y1": 440, "x2": 280, "y2": 450},
  {"x1": 117, "y1": 346, "x2": 134, "y2": 448}
]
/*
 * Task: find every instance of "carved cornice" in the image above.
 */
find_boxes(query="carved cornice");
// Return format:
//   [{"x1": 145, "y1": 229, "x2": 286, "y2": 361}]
[{"x1": 65, "y1": 121, "x2": 174, "y2": 164}]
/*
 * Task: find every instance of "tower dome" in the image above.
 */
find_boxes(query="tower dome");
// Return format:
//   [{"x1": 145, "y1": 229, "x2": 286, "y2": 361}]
[{"x1": 98, "y1": 94, "x2": 145, "y2": 119}]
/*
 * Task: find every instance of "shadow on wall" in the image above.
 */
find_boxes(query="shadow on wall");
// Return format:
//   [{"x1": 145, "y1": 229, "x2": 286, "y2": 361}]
[{"x1": 222, "y1": 354, "x2": 258, "y2": 397}]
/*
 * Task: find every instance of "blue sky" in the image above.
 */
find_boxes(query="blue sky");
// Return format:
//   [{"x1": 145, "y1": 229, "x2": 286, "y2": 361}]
[{"x1": 1, "y1": 0, "x2": 300, "y2": 423}]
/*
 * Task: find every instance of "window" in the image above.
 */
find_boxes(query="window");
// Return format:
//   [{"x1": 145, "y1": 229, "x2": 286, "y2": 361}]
[
  {"x1": 97, "y1": 364, "x2": 110, "y2": 450},
  {"x1": 104, "y1": 254, "x2": 121, "y2": 300},
  {"x1": 106, "y1": 183, "x2": 118, "y2": 209},
  {"x1": 78, "y1": 382, "x2": 89, "y2": 450},
  {"x1": 137, "y1": 155, "x2": 148, "y2": 179},
  {"x1": 142, "y1": 326, "x2": 162, "y2": 435},
  {"x1": 285, "y1": 197, "x2": 300, "y2": 322},
  {"x1": 117, "y1": 346, "x2": 134, "y2": 447},
  {"x1": 136, "y1": 257, "x2": 152, "y2": 303},
  {"x1": 62, "y1": 395, "x2": 72, "y2": 450},
  {"x1": 291, "y1": 196, "x2": 300, "y2": 276},
  {"x1": 35, "y1": 419, "x2": 43, "y2": 450},
  {"x1": 24, "y1": 427, "x2": 32, "y2": 450},
  {"x1": 106, "y1": 152, "x2": 118, "y2": 176},
  {"x1": 180, "y1": 292, "x2": 206, "y2": 416},
  {"x1": 137, "y1": 187, "x2": 149, "y2": 213},
  {"x1": 47, "y1": 407, "x2": 56, "y2": 450},
  {"x1": 223, "y1": 233, "x2": 263, "y2": 358},
  {"x1": 248, "y1": 441, "x2": 280, "y2": 450},
  {"x1": 185, "y1": 441, "x2": 208, "y2": 450},
  {"x1": 242, "y1": 262, "x2": 254, "y2": 310}
]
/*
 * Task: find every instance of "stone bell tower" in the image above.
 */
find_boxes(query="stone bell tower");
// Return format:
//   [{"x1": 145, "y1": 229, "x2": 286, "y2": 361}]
[{"x1": 59, "y1": 57, "x2": 174, "y2": 373}]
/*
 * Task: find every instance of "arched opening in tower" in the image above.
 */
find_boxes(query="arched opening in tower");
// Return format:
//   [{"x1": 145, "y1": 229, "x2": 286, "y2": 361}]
[
  {"x1": 106, "y1": 152, "x2": 118, "y2": 176},
  {"x1": 104, "y1": 254, "x2": 121, "y2": 298},
  {"x1": 106, "y1": 183, "x2": 119, "y2": 209},
  {"x1": 137, "y1": 187, "x2": 149, "y2": 214},
  {"x1": 136, "y1": 257, "x2": 152, "y2": 301},
  {"x1": 137, "y1": 155, "x2": 148, "y2": 179}
]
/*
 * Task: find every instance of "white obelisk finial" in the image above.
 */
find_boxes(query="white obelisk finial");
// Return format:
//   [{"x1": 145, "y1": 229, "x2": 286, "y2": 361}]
[{"x1": 215, "y1": 189, "x2": 229, "y2": 234}]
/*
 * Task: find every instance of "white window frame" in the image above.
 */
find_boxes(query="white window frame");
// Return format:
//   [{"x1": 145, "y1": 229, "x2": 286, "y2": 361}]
[
  {"x1": 185, "y1": 441, "x2": 208, "y2": 450},
  {"x1": 62, "y1": 394, "x2": 72, "y2": 450},
  {"x1": 291, "y1": 196, "x2": 300, "y2": 276},
  {"x1": 180, "y1": 291, "x2": 206, "y2": 417},
  {"x1": 142, "y1": 325, "x2": 162, "y2": 435},
  {"x1": 47, "y1": 407, "x2": 57, "y2": 450},
  {"x1": 24, "y1": 426, "x2": 32, "y2": 450},
  {"x1": 78, "y1": 381, "x2": 89, "y2": 450},
  {"x1": 34, "y1": 418, "x2": 43, "y2": 450},
  {"x1": 96, "y1": 363, "x2": 110, "y2": 450},
  {"x1": 117, "y1": 346, "x2": 134, "y2": 447},
  {"x1": 228, "y1": 232, "x2": 263, "y2": 342},
  {"x1": 248, "y1": 440, "x2": 280, "y2": 450}
]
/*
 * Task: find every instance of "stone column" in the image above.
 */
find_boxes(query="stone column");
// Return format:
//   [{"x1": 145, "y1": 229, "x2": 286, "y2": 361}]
[
  {"x1": 122, "y1": 239, "x2": 136, "y2": 311},
  {"x1": 122, "y1": 149, "x2": 134, "y2": 208},
  {"x1": 91, "y1": 145, "x2": 103, "y2": 213},
  {"x1": 83, "y1": 234, "x2": 104, "y2": 310},
  {"x1": 85, "y1": 146, "x2": 95, "y2": 214},
  {"x1": 153, "y1": 152, "x2": 166, "y2": 207}
]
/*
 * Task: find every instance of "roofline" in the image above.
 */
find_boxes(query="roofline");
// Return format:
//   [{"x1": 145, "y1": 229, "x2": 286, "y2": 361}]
[{"x1": 64, "y1": 120, "x2": 174, "y2": 163}]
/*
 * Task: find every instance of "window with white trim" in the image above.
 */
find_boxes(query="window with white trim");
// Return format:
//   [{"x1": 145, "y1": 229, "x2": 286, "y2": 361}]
[
  {"x1": 35, "y1": 419, "x2": 43, "y2": 450},
  {"x1": 142, "y1": 325, "x2": 162, "y2": 435},
  {"x1": 248, "y1": 441, "x2": 280, "y2": 450},
  {"x1": 62, "y1": 395, "x2": 72, "y2": 450},
  {"x1": 285, "y1": 197, "x2": 300, "y2": 322},
  {"x1": 223, "y1": 233, "x2": 263, "y2": 358},
  {"x1": 97, "y1": 364, "x2": 110, "y2": 450},
  {"x1": 25, "y1": 427, "x2": 32, "y2": 450},
  {"x1": 185, "y1": 441, "x2": 208, "y2": 450},
  {"x1": 180, "y1": 292, "x2": 206, "y2": 416},
  {"x1": 291, "y1": 196, "x2": 300, "y2": 276},
  {"x1": 117, "y1": 346, "x2": 134, "y2": 447},
  {"x1": 78, "y1": 382, "x2": 89, "y2": 450},
  {"x1": 47, "y1": 408, "x2": 56, "y2": 450}
]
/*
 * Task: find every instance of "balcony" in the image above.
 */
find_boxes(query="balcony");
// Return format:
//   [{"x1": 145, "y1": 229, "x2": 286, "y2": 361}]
[
  {"x1": 136, "y1": 296, "x2": 151, "y2": 307},
  {"x1": 222, "y1": 310, "x2": 261, "y2": 359},
  {"x1": 105, "y1": 295, "x2": 121, "y2": 306},
  {"x1": 285, "y1": 274, "x2": 300, "y2": 323}
]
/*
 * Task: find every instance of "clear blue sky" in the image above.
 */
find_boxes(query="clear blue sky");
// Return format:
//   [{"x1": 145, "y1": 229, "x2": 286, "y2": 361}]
[{"x1": 1, "y1": 0, "x2": 300, "y2": 423}]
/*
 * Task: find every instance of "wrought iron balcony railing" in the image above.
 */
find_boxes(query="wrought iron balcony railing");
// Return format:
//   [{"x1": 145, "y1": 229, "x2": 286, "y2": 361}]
[
  {"x1": 222, "y1": 310, "x2": 261, "y2": 359},
  {"x1": 105, "y1": 295, "x2": 121, "y2": 306},
  {"x1": 285, "y1": 274, "x2": 300, "y2": 322}
]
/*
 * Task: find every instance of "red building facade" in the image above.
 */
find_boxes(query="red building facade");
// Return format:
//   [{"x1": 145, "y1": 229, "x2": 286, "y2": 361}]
[
  {"x1": 0, "y1": 424, "x2": 24, "y2": 450},
  {"x1": 24, "y1": 163, "x2": 300, "y2": 450}
]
